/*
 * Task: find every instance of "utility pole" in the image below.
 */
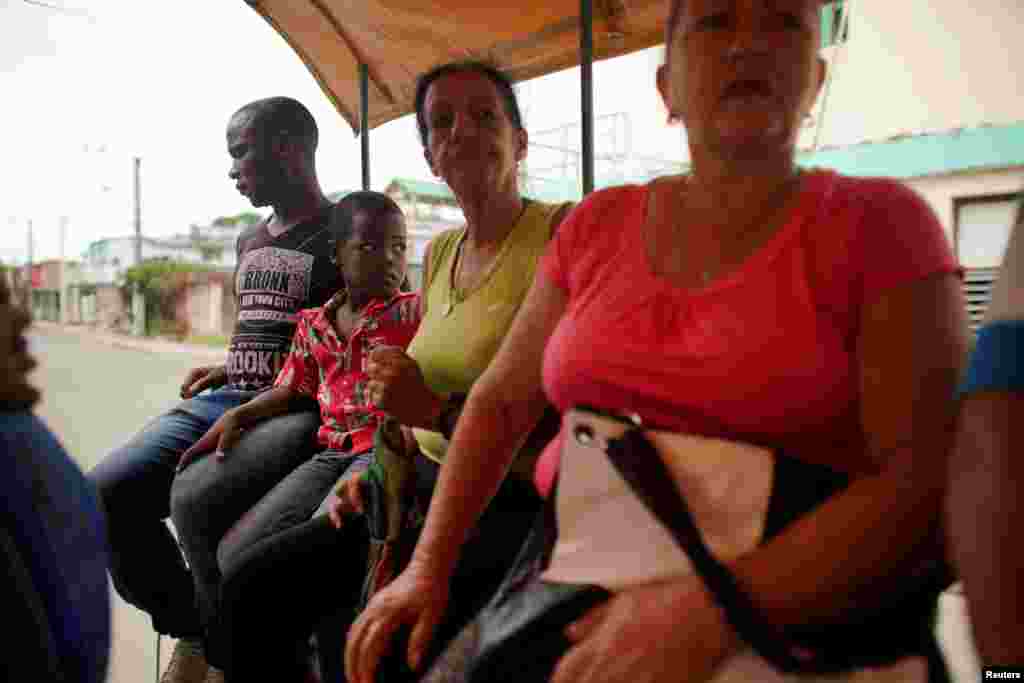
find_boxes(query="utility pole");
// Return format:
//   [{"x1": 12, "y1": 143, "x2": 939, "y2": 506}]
[
  {"x1": 133, "y1": 156, "x2": 142, "y2": 265},
  {"x1": 131, "y1": 156, "x2": 145, "y2": 336},
  {"x1": 25, "y1": 219, "x2": 34, "y2": 311},
  {"x1": 59, "y1": 216, "x2": 69, "y2": 324}
]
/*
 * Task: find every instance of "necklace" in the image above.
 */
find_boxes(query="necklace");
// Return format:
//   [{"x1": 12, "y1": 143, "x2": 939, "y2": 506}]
[{"x1": 442, "y1": 200, "x2": 530, "y2": 317}]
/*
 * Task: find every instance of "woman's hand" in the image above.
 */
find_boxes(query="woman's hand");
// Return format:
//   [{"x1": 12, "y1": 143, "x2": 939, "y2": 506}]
[
  {"x1": 344, "y1": 560, "x2": 451, "y2": 683},
  {"x1": 0, "y1": 280, "x2": 39, "y2": 410},
  {"x1": 180, "y1": 364, "x2": 227, "y2": 399},
  {"x1": 365, "y1": 346, "x2": 443, "y2": 428},
  {"x1": 327, "y1": 471, "x2": 367, "y2": 529},
  {"x1": 552, "y1": 579, "x2": 738, "y2": 683},
  {"x1": 176, "y1": 408, "x2": 248, "y2": 472}
]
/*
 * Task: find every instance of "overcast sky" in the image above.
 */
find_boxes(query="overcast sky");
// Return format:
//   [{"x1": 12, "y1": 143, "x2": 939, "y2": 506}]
[{"x1": 1, "y1": 0, "x2": 682, "y2": 264}]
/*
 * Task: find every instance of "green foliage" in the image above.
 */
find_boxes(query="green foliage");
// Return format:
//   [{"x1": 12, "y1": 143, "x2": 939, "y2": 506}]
[
  {"x1": 212, "y1": 211, "x2": 263, "y2": 227},
  {"x1": 122, "y1": 260, "x2": 214, "y2": 295},
  {"x1": 186, "y1": 333, "x2": 230, "y2": 348},
  {"x1": 198, "y1": 244, "x2": 226, "y2": 262},
  {"x1": 122, "y1": 260, "x2": 217, "y2": 337}
]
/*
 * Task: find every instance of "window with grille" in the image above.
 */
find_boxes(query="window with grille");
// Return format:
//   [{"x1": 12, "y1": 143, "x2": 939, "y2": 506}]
[
  {"x1": 955, "y1": 194, "x2": 1020, "y2": 331},
  {"x1": 820, "y1": 0, "x2": 849, "y2": 49}
]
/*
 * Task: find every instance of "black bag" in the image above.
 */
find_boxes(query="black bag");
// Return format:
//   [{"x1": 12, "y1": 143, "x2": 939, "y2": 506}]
[{"x1": 464, "y1": 428, "x2": 952, "y2": 683}]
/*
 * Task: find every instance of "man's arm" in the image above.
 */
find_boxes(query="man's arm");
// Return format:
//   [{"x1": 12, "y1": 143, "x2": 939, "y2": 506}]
[
  {"x1": 948, "y1": 390, "x2": 1024, "y2": 664},
  {"x1": 948, "y1": 201, "x2": 1024, "y2": 665}
]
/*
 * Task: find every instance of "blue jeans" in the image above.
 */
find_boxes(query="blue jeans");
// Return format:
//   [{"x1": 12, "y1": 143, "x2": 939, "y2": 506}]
[
  {"x1": 2, "y1": 412, "x2": 111, "y2": 683},
  {"x1": 89, "y1": 388, "x2": 319, "y2": 638}
]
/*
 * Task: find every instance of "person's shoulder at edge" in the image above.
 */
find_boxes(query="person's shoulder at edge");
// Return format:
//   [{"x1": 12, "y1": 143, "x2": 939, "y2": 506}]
[
  {"x1": 811, "y1": 170, "x2": 955, "y2": 267},
  {"x1": 553, "y1": 183, "x2": 647, "y2": 241},
  {"x1": 427, "y1": 226, "x2": 464, "y2": 247},
  {"x1": 825, "y1": 171, "x2": 936, "y2": 220}
]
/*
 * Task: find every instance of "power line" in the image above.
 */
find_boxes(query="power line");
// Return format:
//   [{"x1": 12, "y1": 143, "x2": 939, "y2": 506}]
[{"x1": 22, "y1": 0, "x2": 95, "y2": 20}]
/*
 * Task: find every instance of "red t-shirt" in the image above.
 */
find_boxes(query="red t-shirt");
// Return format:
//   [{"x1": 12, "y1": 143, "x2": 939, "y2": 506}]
[
  {"x1": 535, "y1": 170, "x2": 961, "y2": 496},
  {"x1": 275, "y1": 290, "x2": 421, "y2": 454}
]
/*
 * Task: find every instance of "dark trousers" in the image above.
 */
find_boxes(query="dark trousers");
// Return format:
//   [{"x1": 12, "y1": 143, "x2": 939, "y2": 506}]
[
  {"x1": 88, "y1": 387, "x2": 318, "y2": 639},
  {"x1": 218, "y1": 452, "x2": 540, "y2": 683},
  {"x1": 207, "y1": 449, "x2": 369, "y2": 672}
]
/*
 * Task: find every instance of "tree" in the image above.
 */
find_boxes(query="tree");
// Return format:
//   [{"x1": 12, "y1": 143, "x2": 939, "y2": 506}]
[
  {"x1": 211, "y1": 212, "x2": 263, "y2": 228},
  {"x1": 122, "y1": 260, "x2": 215, "y2": 337}
]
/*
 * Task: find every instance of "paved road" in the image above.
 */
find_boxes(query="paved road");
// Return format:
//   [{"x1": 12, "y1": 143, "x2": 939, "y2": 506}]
[
  {"x1": 27, "y1": 325, "x2": 984, "y2": 682},
  {"x1": 30, "y1": 326, "x2": 218, "y2": 683}
]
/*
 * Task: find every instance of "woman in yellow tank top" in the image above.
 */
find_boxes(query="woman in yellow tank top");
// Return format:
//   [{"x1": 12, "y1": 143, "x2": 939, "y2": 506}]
[{"x1": 350, "y1": 61, "x2": 571, "y2": 681}]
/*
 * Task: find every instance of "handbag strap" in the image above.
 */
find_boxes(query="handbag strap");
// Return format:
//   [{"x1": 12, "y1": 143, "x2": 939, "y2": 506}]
[{"x1": 604, "y1": 429, "x2": 816, "y2": 673}]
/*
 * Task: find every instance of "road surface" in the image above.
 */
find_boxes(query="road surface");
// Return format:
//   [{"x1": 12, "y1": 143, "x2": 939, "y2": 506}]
[{"x1": 31, "y1": 325, "x2": 219, "y2": 683}]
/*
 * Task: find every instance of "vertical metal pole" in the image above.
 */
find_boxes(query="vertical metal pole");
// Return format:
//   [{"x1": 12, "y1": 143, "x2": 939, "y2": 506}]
[
  {"x1": 580, "y1": 0, "x2": 595, "y2": 195},
  {"x1": 360, "y1": 63, "x2": 371, "y2": 190},
  {"x1": 133, "y1": 156, "x2": 143, "y2": 265}
]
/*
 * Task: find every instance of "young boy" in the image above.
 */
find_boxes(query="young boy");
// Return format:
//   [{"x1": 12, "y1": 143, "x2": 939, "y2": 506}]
[
  {"x1": 175, "y1": 191, "x2": 419, "y2": 680},
  {"x1": 181, "y1": 188, "x2": 417, "y2": 497}
]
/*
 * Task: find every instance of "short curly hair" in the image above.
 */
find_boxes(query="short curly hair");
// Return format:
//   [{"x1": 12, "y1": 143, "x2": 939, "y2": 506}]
[{"x1": 233, "y1": 97, "x2": 319, "y2": 160}]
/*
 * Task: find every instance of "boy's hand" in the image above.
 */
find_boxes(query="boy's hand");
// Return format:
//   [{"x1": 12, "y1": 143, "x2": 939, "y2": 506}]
[
  {"x1": 177, "y1": 408, "x2": 247, "y2": 472},
  {"x1": 328, "y1": 471, "x2": 367, "y2": 530},
  {"x1": 365, "y1": 347, "x2": 442, "y2": 428}
]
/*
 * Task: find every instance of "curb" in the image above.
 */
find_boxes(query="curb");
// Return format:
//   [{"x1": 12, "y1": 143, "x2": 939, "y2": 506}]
[{"x1": 32, "y1": 321, "x2": 226, "y2": 361}]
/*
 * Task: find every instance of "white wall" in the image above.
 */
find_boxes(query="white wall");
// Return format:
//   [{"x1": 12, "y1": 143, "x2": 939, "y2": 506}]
[
  {"x1": 905, "y1": 168, "x2": 1024, "y2": 248},
  {"x1": 801, "y1": 0, "x2": 1024, "y2": 150}
]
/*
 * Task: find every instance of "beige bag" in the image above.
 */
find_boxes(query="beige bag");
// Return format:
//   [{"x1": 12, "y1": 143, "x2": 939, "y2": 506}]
[{"x1": 542, "y1": 407, "x2": 926, "y2": 682}]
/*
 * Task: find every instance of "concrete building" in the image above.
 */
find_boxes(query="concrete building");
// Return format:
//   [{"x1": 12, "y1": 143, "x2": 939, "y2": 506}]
[{"x1": 81, "y1": 232, "x2": 238, "y2": 285}]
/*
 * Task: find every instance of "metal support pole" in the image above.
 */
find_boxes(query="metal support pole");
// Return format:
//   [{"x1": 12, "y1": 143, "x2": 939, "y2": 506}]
[
  {"x1": 580, "y1": 0, "x2": 595, "y2": 195},
  {"x1": 360, "y1": 63, "x2": 371, "y2": 190}
]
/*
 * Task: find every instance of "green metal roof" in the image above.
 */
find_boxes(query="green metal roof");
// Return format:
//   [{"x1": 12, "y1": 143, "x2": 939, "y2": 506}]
[
  {"x1": 798, "y1": 122, "x2": 1024, "y2": 178},
  {"x1": 385, "y1": 178, "x2": 456, "y2": 202}
]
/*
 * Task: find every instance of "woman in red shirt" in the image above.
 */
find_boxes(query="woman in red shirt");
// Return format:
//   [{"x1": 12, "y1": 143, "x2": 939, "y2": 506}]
[{"x1": 345, "y1": 1, "x2": 968, "y2": 682}]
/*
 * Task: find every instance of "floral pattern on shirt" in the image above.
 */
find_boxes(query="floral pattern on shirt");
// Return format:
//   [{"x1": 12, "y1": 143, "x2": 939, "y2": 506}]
[{"x1": 274, "y1": 289, "x2": 421, "y2": 453}]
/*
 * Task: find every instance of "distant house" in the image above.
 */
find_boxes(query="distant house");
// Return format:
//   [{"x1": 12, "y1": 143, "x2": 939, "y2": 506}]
[{"x1": 82, "y1": 222, "x2": 245, "y2": 285}]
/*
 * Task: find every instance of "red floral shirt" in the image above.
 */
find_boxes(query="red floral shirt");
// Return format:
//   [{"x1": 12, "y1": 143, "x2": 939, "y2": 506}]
[{"x1": 274, "y1": 290, "x2": 421, "y2": 454}]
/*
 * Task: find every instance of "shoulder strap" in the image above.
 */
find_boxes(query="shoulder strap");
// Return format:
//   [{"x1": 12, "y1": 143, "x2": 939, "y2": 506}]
[{"x1": 603, "y1": 429, "x2": 812, "y2": 674}]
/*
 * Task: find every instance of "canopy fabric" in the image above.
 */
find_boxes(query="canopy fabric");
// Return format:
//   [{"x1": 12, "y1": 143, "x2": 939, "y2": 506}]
[{"x1": 245, "y1": 0, "x2": 668, "y2": 133}]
